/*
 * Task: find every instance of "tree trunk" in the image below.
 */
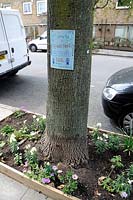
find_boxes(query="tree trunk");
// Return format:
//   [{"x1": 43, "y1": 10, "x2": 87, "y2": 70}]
[{"x1": 38, "y1": 0, "x2": 93, "y2": 166}]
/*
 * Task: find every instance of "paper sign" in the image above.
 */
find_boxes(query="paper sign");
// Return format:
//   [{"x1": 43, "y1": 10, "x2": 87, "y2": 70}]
[{"x1": 50, "y1": 30, "x2": 75, "y2": 70}]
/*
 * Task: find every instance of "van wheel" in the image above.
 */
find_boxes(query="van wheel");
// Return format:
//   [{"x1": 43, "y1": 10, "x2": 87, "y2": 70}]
[{"x1": 29, "y1": 44, "x2": 37, "y2": 52}]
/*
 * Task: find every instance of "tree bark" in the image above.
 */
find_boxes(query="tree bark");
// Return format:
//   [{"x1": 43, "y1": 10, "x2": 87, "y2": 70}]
[{"x1": 38, "y1": 0, "x2": 93, "y2": 166}]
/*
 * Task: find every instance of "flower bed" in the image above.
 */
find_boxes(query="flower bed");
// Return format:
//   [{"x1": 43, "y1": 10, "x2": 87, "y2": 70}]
[
  {"x1": 0, "y1": 162, "x2": 79, "y2": 200},
  {"x1": 0, "y1": 110, "x2": 133, "y2": 200}
]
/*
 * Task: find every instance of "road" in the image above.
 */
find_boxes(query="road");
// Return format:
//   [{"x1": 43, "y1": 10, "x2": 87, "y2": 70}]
[
  {"x1": 0, "y1": 52, "x2": 47, "y2": 115},
  {"x1": 0, "y1": 52, "x2": 133, "y2": 132},
  {"x1": 88, "y1": 55, "x2": 133, "y2": 132}
]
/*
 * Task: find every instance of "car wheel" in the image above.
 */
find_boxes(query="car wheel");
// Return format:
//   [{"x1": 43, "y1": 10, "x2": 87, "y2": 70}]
[
  {"x1": 118, "y1": 110, "x2": 133, "y2": 134},
  {"x1": 29, "y1": 44, "x2": 37, "y2": 52}
]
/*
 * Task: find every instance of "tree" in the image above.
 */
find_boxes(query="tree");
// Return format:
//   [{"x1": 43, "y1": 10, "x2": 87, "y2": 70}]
[
  {"x1": 37, "y1": 0, "x2": 94, "y2": 166},
  {"x1": 37, "y1": 0, "x2": 132, "y2": 166}
]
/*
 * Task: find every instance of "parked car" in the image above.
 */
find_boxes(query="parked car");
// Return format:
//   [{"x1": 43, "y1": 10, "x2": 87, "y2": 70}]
[
  {"x1": 102, "y1": 67, "x2": 133, "y2": 133},
  {"x1": 0, "y1": 9, "x2": 31, "y2": 78},
  {"x1": 28, "y1": 32, "x2": 47, "y2": 52}
]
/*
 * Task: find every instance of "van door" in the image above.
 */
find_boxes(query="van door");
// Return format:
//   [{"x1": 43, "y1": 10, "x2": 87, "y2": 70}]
[
  {"x1": 0, "y1": 11, "x2": 12, "y2": 74},
  {"x1": 1, "y1": 9, "x2": 28, "y2": 69}
]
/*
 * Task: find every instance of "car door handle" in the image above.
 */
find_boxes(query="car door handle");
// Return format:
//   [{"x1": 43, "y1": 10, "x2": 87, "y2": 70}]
[{"x1": 11, "y1": 48, "x2": 14, "y2": 53}]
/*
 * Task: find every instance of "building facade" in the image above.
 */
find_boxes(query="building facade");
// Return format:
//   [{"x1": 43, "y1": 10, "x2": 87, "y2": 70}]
[
  {"x1": 93, "y1": 0, "x2": 133, "y2": 50},
  {"x1": 0, "y1": 0, "x2": 47, "y2": 39},
  {"x1": 0, "y1": 0, "x2": 133, "y2": 49}
]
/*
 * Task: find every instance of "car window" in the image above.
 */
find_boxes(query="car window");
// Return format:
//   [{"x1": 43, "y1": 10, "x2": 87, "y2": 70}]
[
  {"x1": 40, "y1": 36, "x2": 47, "y2": 40},
  {"x1": 42, "y1": 36, "x2": 47, "y2": 39}
]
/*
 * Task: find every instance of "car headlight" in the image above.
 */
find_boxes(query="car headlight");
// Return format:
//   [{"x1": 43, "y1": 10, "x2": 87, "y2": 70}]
[{"x1": 103, "y1": 87, "x2": 117, "y2": 100}]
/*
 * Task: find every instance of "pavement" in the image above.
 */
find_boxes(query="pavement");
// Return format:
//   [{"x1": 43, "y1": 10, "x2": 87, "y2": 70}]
[
  {"x1": 0, "y1": 173, "x2": 52, "y2": 200},
  {"x1": 93, "y1": 48, "x2": 133, "y2": 58},
  {"x1": 0, "y1": 49, "x2": 132, "y2": 200},
  {"x1": 0, "y1": 104, "x2": 53, "y2": 200}
]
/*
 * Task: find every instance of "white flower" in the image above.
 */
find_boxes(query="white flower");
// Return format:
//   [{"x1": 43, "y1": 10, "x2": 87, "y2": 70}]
[
  {"x1": 33, "y1": 115, "x2": 37, "y2": 119},
  {"x1": 10, "y1": 134, "x2": 16, "y2": 143},
  {"x1": 36, "y1": 118, "x2": 40, "y2": 122},
  {"x1": 57, "y1": 170, "x2": 63, "y2": 174},
  {"x1": 30, "y1": 147, "x2": 37, "y2": 154},
  {"x1": 23, "y1": 120, "x2": 27, "y2": 124},
  {"x1": 25, "y1": 144, "x2": 31, "y2": 149},
  {"x1": 128, "y1": 179, "x2": 133, "y2": 184},
  {"x1": 72, "y1": 174, "x2": 78, "y2": 180},
  {"x1": 103, "y1": 133, "x2": 108, "y2": 139},
  {"x1": 97, "y1": 136, "x2": 103, "y2": 141},
  {"x1": 96, "y1": 123, "x2": 102, "y2": 129},
  {"x1": 46, "y1": 162, "x2": 50, "y2": 166},
  {"x1": 30, "y1": 131, "x2": 37, "y2": 136},
  {"x1": 120, "y1": 191, "x2": 128, "y2": 198},
  {"x1": 42, "y1": 115, "x2": 46, "y2": 119}
]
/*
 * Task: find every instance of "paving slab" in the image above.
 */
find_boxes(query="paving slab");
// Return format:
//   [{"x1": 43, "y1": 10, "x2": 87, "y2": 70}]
[
  {"x1": 0, "y1": 173, "x2": 50, "y2": 200},
  {"x1": 21, "y1": 188, "x2": 47, "y2": 200},
  {"x1": 0, "y1": 173, "x2": 28, "y2": 200},
  {"x1": 0, "y1": 103, "x2": 17, "y2": 121}
]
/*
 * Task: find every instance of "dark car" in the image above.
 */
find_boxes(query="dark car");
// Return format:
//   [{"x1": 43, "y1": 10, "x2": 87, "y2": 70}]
[{"x1": 102, "y1": 67, "x2": 133, "y2": 133}]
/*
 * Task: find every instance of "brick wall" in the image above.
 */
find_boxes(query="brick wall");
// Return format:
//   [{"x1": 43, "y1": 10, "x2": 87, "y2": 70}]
[
  {"x1": 1, "y1": 0, "x2": 133, "y2": 46},
  {"x1": 0, "y1": 0, "x2": 47, "y2": 38},
  {"x1": 94, "y1": 1, "x2": 133, "y2": 25},
  {"x1": 93, "y1": 1, "x2": 133, "y2": 49}
]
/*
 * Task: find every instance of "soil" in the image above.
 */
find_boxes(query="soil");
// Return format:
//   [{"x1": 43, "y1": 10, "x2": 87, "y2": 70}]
[{"x1": 0, "y1": 111, "x2": 133, "y2": 200}]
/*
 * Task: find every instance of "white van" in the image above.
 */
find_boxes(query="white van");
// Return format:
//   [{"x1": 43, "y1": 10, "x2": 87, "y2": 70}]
[
  {"x1": 0, "y1": 9, "x2": 31, "y2": 78},
  {"x1": 28, "y1": 31, "x2": 47, "y2": 52}
]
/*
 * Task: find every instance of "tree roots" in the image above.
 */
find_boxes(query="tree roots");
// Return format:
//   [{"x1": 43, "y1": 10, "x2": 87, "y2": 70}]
[{"x1": 36, "y1": 133, "x2": 89, "y2": 167}]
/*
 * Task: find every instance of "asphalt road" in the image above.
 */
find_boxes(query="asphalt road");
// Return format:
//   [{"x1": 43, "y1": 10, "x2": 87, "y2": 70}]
[
  {"x1": 0, "y1": 52, "x2": 133, "y2": 132},
  {"x1": 89, "y1": 55, "x2": 133, "y2": 132}
]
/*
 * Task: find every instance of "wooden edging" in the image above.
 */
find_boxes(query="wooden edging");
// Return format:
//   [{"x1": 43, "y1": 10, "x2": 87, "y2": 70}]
[
  {"x1": 0, "y1": 162, "x2": 80, "y2": 200},
  {"x1": 87, "y1": 126, "x2": 130, "y2": 138}
]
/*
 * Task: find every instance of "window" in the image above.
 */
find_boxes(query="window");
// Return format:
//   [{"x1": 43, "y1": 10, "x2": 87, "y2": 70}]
[
  {"x1": 115, "y1": 26, "x2": 128, "y2": 39},
  {"x1": 128, "y1": 26, "x2": 133, "y2": 42},
  {"x1": 115, "y1": 25, "x2": 133, "y2": 48},
  {"x1": 0, "y1": 3, "x2": 11, "y2": 9},
  {"x1": 23, "y1": 2, "x2": 32, "y2": 14},
  {"x1": 37, "y1": 0, "x2": 47, "y2": 15},
  {"x1": 116, "y1": 0, "x2": 129, "y2": 9},
  {"x1": 115, "y1": 25, "x2": 133, "y2": 42}
]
